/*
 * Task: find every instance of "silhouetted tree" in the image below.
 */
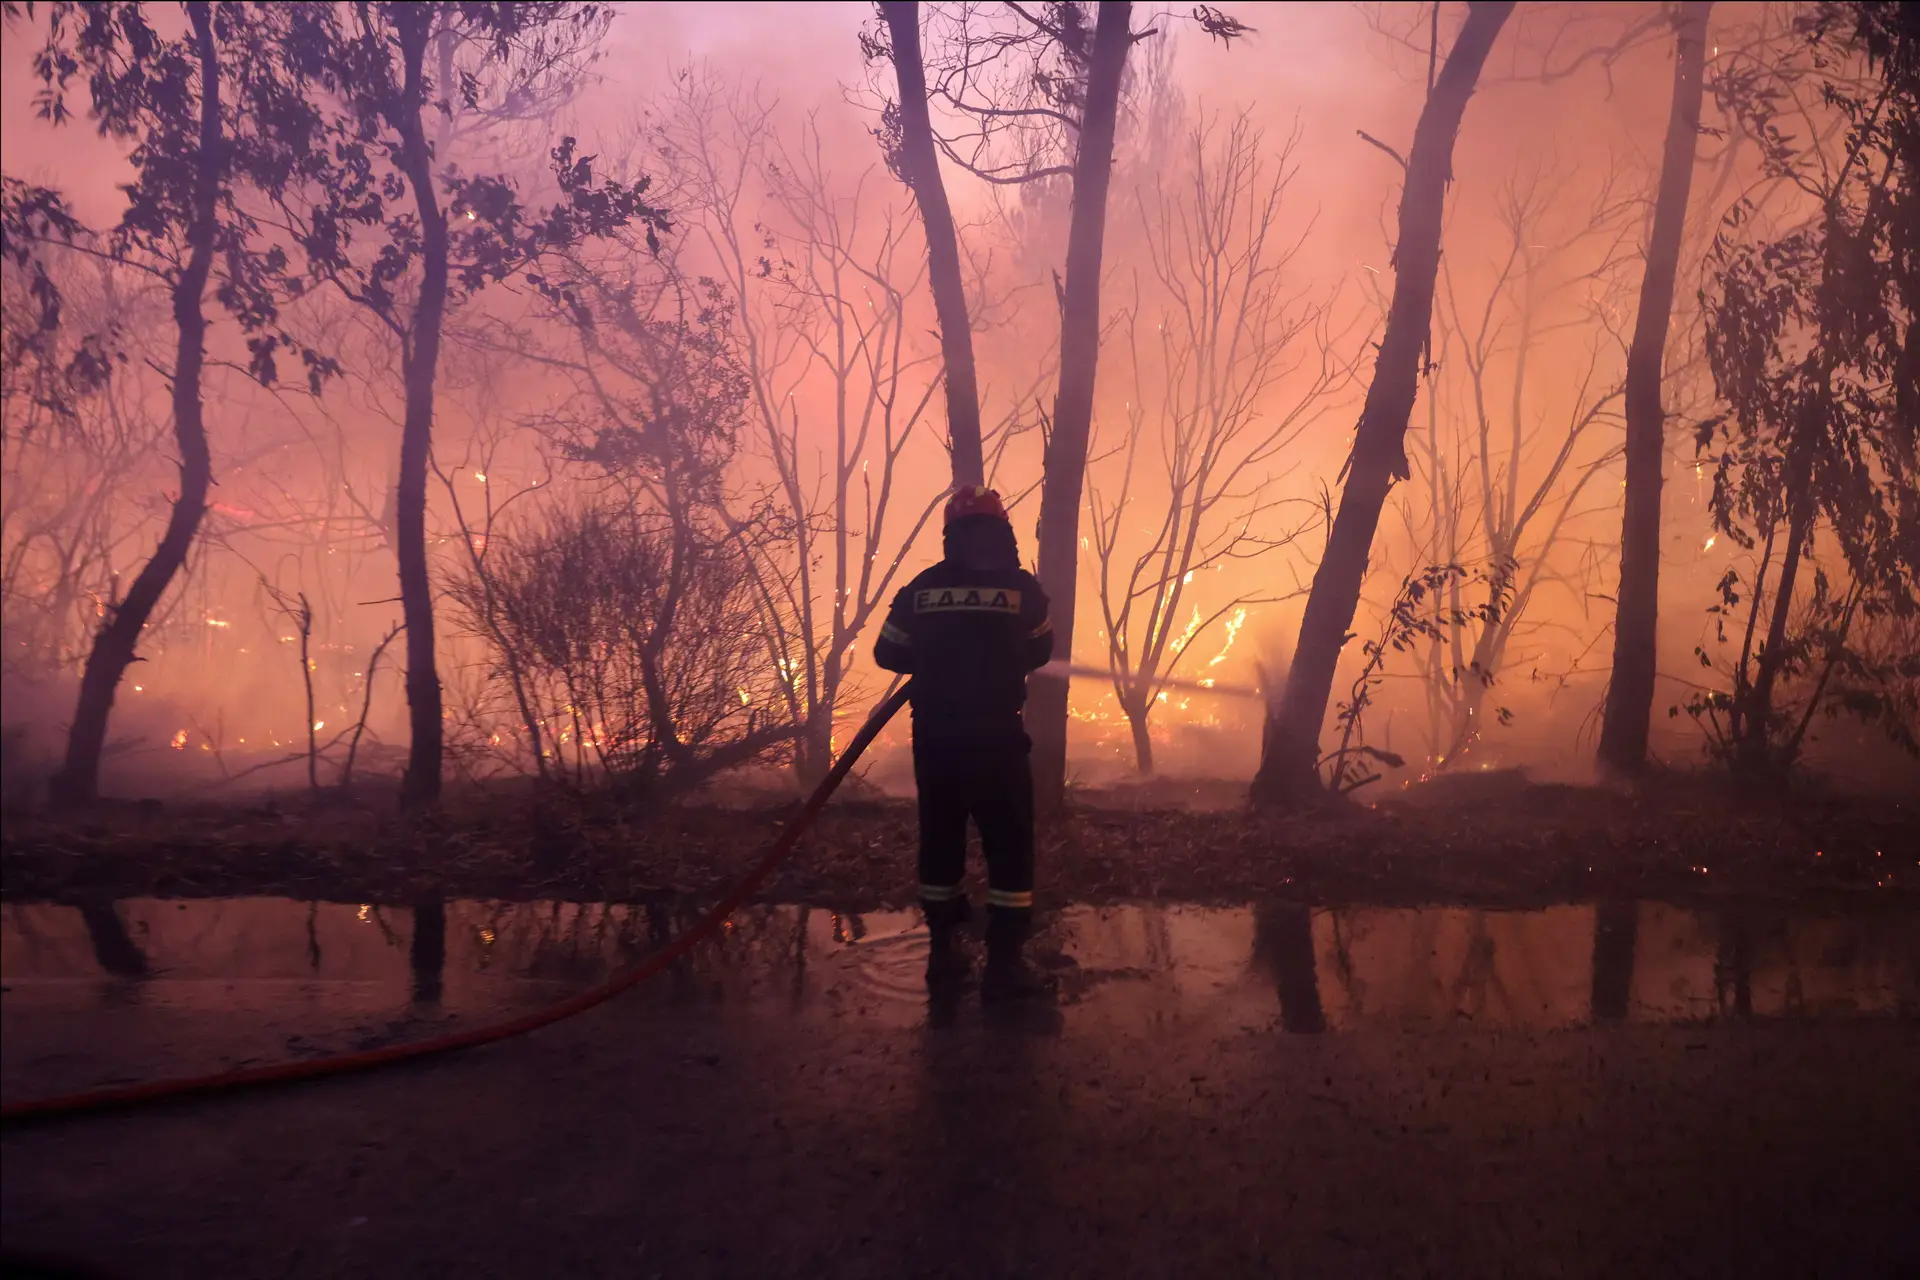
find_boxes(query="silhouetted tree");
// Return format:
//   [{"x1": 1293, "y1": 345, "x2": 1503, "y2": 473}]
[
  {"x1": 271, "y1": 2, "x2": 667, "y2": 806},
  {"x1": 1251, "y1": 1, "x2": 1513, "y2": 807},
  {"x1": 649, "y1": 72, "x2": 946, "y2": 787},
  {"x1": 1092, "y1": 111, "x2": 1343, "y2": 772},
  {"x1": 1404, "y1": 167, "x2": 1634, "y2": 770},
  {"x1": 1598, "y1": 1, "x2": 1714, "y2": 779},
  {"x1": 873, "y1": 1, "x2": 985, "y2": 487},
  {"x1": 1688, "y1": 0, "x2": 1919, "y2": 779},
  {"x1": 14, "y1": 2, "x2": 334, "y2": 805}
]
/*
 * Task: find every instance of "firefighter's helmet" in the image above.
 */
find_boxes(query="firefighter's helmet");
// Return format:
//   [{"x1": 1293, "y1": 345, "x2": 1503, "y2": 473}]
[{"x1": 944, "y1": 484, "x2": 1008, "y2": 526}]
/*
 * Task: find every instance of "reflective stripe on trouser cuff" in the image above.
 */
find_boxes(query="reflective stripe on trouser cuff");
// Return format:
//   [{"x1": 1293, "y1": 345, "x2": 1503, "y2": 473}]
[
  {"x1": 986, "y1": 889, "x2": 1033, "y2": 909},
  {"x1": 920, "y1": 883, "x2": 963, "y2": 902}
]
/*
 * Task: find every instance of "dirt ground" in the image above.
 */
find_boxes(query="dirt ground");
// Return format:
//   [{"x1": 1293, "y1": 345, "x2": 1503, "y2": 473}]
[
  {"x1": 3, "y1": 770, "x2": 1913, "y2": 909},
  {"x1": 4, "y1": 995, "x2": 1917, "y2": 1279}
]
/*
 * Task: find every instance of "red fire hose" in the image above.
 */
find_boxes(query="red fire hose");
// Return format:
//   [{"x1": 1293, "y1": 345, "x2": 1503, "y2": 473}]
[{"x1": 1, "y1": 684, "x2": 913, "y2": 1125}]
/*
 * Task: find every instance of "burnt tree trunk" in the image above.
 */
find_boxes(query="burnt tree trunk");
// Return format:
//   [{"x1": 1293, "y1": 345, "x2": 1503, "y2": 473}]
[
  {"x1": 1250, "y1": 1, "x2": 1512, "y2": 807},
  {"x1": 1028, "y1": 0, "x2": 1133, "y2": 814},
  {"x1": 880, "y1": 0, "x2": 984, "y2": 487},
  {"x1": 1597, "y1": 0, "x2": 1713, "y2": 777},
  {"x1": 391, "y1": 11, "x2": 450, "y2": 808},
  {"x1": 50, "y1": 2, "x2": 222, "y2": 807}
]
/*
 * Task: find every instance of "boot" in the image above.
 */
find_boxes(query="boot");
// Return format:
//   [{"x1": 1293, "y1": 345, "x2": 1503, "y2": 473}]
[
  {"x1": 925, "y1": 923, "x2": 970, "y2": 991},
  {"x1": 981, "y1": 936, "x2": 1053, "y2": 1002}
]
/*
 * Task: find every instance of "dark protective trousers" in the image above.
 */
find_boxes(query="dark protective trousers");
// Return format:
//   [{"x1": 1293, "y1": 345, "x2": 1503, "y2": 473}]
[{"x1": 912, "y1": 731, "x2": 1034, "y2": 946}]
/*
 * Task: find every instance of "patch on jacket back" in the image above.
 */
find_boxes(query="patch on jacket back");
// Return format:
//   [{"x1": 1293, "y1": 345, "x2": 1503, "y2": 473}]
[{"x1": 915, "y1": 586, "x2": 1022, "y2": 615}]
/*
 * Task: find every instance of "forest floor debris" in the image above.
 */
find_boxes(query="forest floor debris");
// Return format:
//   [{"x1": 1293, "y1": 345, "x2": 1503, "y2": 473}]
[{"x1": 3, "y1": 769, "x2": 1911, "y2": 908}]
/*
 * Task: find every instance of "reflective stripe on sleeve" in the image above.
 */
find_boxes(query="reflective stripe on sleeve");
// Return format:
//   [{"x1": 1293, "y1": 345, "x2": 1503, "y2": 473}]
[
  {"x1": 986, "y1": 888, "x2": 1033, "y2": 909},
  {"x1": 881, "y1": 621, "x2": 912, "y2": 645},
  {"x1": 1028, "y1": 617, "x2": 1052, "y2": 639}
]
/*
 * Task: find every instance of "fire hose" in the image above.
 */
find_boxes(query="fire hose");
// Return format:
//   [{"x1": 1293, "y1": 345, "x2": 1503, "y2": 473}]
[{"x1": 1, "y1": 684, "x2": 916, "y2": 1125}]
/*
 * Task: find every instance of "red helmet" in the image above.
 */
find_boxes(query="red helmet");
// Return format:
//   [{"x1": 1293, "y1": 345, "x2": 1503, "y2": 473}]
[{"x1": 944, "y1": 484, "x2": 1008, "y2": 526}]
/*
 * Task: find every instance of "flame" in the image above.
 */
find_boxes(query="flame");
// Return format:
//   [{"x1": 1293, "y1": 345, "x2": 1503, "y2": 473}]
[
  {"x1": 1206, "y1": 608, "x2": 1248, "y2": 668},
  {"x1": 1167, "y1": 605, "x2": 1203, "y2": 655},
  {"x1": 170, "y1": 729, "x2": 188, "y2": 750}
]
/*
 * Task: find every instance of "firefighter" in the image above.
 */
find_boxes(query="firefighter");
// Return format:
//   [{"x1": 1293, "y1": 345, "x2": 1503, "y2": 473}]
[{"x1": 873, "y1": 485, "x2": 1055, "y2": 998}]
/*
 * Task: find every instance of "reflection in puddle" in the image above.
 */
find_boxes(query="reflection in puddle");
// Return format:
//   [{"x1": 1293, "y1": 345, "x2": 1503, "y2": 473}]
[{"x1": 4, "y1": 897, "x2": 1912, "y2": 1031}]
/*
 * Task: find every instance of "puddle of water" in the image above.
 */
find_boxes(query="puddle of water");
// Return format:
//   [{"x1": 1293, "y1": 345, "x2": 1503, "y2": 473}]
[{"x1": 4, "y1": 897, "x2": 1914, "y2": 1096}]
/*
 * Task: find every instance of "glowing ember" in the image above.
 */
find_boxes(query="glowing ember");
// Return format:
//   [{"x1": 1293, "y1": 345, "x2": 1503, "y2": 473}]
[{"x1": 170, "y1": 729, "x2": 188, "y2": 750}]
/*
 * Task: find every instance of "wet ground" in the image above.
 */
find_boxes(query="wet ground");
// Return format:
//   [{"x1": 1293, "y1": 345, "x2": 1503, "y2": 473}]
[{"x1": 4, "y1": 896, "x2": 1918, "y2": 1278}]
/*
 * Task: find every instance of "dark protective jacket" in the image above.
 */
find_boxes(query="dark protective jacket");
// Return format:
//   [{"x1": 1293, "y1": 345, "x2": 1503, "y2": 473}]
[{"x1": 873, "y1": 516, "x2": 1054, "y2": 740}]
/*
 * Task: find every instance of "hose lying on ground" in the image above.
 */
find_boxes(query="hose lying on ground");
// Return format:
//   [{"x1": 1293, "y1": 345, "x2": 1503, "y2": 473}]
[{"x1": 1, "y1": 684, "x2": 914, "y2": 1125}]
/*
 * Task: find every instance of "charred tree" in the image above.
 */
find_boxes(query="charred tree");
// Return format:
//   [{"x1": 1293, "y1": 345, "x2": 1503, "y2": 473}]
[
  {"x1": 878, "y1": 1, "x2": 985, "y2": 486},
  {"x1": 1250, "y1": 1, "x2": 1512, "y2": 807},
  {"x1": 1597, "y1": 0, "x2": 1713, "y2": 778},
  {"x1": 1028, "y1": 0, "x2": 1133, "y2": 813}
]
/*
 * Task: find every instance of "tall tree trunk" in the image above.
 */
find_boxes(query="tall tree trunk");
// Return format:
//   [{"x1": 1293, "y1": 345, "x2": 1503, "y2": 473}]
[
  {"x1": 1028, "y1": 0, "x2": 1133, "y2": 814},
  {"x1": 1250, "y1": 2, "x2": 1512, "y2": 807},
  {"x1": 392, "y1": 13, "x2": 449, "y2": 808},
  {"x1": 1597, "y1": 0, "x2": 1713, "y2": 777},
  {"x1": 1738, "y1": 486, "x2": 1812, "y2": 773},
  {"x1": 880, "y1": 1, "x2": 984, "y2": 487},
  {"x1": 50, "y1": 2, "x2": 222, "y2": 807}
]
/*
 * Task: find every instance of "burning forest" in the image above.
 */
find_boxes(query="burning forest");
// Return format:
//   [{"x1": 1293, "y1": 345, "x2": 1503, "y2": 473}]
[
  {"x1": 0, "y1": 0, "x2": 1914, "y2": 891},
  {"x1": 2, "y1": 9, "x2": 1918, "y2": 1277}
]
